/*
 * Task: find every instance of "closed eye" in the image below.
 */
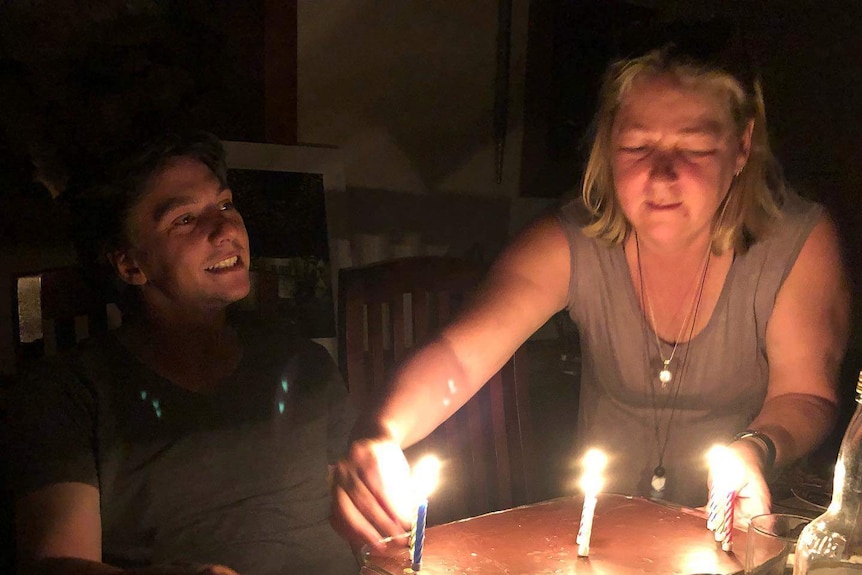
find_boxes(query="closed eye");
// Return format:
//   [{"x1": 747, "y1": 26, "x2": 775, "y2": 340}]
[
  {"x1": 620, "y1": 146, "x2": 650, "y2": 154},
  {"x1": 681, "y1": 149, "x2": 717, "y2": 158}
]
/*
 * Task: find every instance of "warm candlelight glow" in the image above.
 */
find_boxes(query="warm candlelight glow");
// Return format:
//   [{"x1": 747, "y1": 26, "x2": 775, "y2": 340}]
[
  {"x1": 580, "y1": 472, "x2": 603, "y2": 494},
  {"x1": 682, "y1": 548, "x2": 718, "y2": 573},
  {"x1": 706, "y1": 444, "x2": 742, "y2": 552},
  {"x1": 372, "y1": 441, "x2": 414, "y2": 522},
  {"x1": 408, "y1": 455, "x2": 440, "y2": 572},
  {"x1": 579, "y1": 449, "x2": 607, "y2": 493},
  {"x1": 577, "y1": 448, "x2": 607, "y2": 558},
  {"x1": 411, "y1": 455, "x2": 441, "y2": 501},
  {"x1": 707, "y1": 445, "x2": 744, "y2": 490}
]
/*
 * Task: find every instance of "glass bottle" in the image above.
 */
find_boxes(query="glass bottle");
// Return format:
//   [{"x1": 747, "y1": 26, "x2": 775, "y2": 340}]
[{"x1": 794, "y1": 371, "x2": 862, "y2": 574}]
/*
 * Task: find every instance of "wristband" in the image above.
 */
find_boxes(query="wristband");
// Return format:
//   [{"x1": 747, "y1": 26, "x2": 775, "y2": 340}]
[{"x1": 733, "y1": 430, "x2": 776, "y2": 473}]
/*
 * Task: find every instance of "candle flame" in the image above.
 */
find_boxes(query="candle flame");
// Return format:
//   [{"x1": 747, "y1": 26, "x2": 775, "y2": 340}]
[
  {"x1": 707, "y1": 444, "x2": 744, "y2": 490},
  {"x1": 583, "y1": 449, "x2": 608, "y2": 471},
  {"x1": 579, "y1": 448, "x2": 607, "y2": 495},
  {"x1": 411, "y1": 455, "x2": 441, "y2": 500}
]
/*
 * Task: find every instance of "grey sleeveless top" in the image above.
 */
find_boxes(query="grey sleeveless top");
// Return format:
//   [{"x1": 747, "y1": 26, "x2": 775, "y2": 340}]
[{"x1": 556, "y1": 194, "x2": 821, "y2": 506}]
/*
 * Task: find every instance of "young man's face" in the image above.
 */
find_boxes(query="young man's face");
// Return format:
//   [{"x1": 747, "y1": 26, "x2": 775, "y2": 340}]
[{"x1": 116, "y1": 156, "x2": 251, "y2": 317}]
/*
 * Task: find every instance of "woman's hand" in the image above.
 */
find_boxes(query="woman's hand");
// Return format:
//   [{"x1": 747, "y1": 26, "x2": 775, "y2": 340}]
[
  {"x1": 330, "y1": 437, "x2": 415, "y2": 549},
  {"x1": 709, "y1": 439, "x2": 771, "y2": 529}
]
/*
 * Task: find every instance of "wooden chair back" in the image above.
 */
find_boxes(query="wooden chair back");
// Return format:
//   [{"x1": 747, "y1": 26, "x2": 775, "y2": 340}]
[
  {"x1": 337, "y1": 256, "x2": 534, "y2": 525},
  {"x1": 12, "y1": 266, "x2": 120, "y2": 370}
]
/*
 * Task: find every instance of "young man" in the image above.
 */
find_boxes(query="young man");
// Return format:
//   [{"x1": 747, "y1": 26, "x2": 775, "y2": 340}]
[{"x1": 8, "y1": 132, "x2": 357, "y2": 575}]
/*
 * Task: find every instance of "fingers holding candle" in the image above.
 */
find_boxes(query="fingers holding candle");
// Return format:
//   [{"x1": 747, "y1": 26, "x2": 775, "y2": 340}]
[
  {"x1": 706, "y1": 442, "x2": 771, "y2": 532},
  {"x1": 329, "y1": 438, "x2": 414, "y2": 548},
  {"x1": 330, "y1": 475, "x2": 395, "y2": 549},
  {"x1": 373, "y1": 440, "x2": 418, "y2": 524},
  {"x1": 726, "y1": 438, "x2": 772, "y2": 525}
]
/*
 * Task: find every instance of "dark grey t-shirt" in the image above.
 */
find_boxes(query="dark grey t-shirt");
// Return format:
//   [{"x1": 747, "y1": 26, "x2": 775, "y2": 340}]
[{"x1": 8, "y1": 320, "x2": 357, "y2": 574}]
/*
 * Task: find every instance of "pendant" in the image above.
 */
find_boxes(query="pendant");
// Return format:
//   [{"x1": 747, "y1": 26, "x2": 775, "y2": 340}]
[
  {"x1": 658, "y1": 360, "x2": 672, "y2": 388},
  {"x1": 650, "y1": 465, "x2": 666, "y2": 499}
]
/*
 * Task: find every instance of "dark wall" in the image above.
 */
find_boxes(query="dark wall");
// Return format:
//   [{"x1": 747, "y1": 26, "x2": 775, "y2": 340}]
[
  {"x1": 751, "y1": 2, "x2": 862, "y2": 463},
  {"x1": 0, "y1": 1, "x2": 267, "y2": 207}
]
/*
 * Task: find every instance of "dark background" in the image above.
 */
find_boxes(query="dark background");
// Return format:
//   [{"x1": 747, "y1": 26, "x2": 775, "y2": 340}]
[
  {"x1": 3, "y1": 1, "x2": 860, "y2": 280},
  {"x1": 3, "y1": 1, "x2": 858, "y2": 291}
]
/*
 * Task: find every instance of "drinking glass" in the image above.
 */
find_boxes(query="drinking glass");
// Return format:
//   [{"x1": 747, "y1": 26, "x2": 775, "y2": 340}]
[{"x1": 745, "y1": 513, "x2": 811, "y2": 574}]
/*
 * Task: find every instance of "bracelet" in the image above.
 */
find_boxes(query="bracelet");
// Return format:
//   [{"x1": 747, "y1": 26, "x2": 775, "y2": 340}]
[{"x1": 733, "y1": 430, "x2": 776, "y2": 473}]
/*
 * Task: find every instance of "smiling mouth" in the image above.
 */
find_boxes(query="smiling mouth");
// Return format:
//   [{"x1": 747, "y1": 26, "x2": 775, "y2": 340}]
[{"x1": 205, "y1": 256, "x2": 241, "y2": 271}]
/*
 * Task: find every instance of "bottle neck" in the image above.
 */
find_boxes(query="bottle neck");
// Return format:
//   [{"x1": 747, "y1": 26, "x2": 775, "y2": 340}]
[{"x1": 831, "y1": 401, "x2": 862, "y2": 512}]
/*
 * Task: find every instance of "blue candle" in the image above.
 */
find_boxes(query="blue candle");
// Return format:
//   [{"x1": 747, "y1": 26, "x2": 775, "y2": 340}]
[
  {"x1": 410, "y1": 498, "x2": 428, "y2": 571},
  {"x1": 408, "y1": 455, "x2": 440, "y2": 571}
]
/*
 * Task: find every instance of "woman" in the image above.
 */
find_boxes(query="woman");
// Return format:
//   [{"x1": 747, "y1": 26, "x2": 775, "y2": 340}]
[{"x1": 331, "y1": 45, "x2": 850, "y2": 548}]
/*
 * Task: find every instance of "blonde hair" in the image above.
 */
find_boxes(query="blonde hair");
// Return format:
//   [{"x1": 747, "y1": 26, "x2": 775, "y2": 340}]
[{"x1": 581, "y1": 46, "x2": 786, "y2": 254}]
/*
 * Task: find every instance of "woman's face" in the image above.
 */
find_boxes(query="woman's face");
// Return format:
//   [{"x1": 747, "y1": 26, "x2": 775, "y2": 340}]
[{"x1": 611, "y1": 73, "x2": 751, "y2": 250}]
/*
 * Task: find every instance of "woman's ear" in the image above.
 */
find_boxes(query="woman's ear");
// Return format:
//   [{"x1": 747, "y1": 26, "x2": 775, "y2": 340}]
[
  {"x1": 736, "y1": 119, "x2": 755, "y2": 173},
  {"x1": 107, "y1": 249, "x2": 147, "y2": 286}
]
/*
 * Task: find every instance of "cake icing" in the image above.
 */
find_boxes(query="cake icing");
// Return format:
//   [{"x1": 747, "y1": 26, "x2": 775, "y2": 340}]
[{"x1": 363, "y1": 494, "x2": 769, "y2": 574}]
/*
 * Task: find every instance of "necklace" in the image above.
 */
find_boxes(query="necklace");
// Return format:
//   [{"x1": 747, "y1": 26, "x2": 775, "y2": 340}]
[
  {"x1": 635, "y1": 233, "x2": 712, "y2": 499},
  {"x1": 640, "y1": 243, "x2": 712, "y2": 390}
]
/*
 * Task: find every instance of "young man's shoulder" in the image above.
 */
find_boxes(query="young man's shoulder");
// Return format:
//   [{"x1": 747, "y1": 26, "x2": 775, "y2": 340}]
[
  {"x1": 232, "y1": 313, "x2": 343, "y2": 386},
  {"x1": 17, "y1": 332, "x2": 122, "y2": 393}
]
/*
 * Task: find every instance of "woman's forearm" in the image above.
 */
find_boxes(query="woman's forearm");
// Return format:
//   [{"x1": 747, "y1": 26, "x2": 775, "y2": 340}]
[
  {"x1": 748, "y1": 392, "x2": 838, "y2": 468},
  {"x1": 356, "y1": 336, "x2": 490, "y2": 448}
]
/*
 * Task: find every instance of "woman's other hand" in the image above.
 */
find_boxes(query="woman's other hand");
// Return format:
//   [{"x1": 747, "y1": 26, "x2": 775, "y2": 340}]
[{"x1": 709, "y1": 439, "x2": 771, "y2": 529}]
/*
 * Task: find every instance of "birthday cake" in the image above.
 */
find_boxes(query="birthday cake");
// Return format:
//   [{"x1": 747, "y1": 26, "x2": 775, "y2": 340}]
[{"x1": 362, "y1": 493, "x2": 771, "y2": 574}]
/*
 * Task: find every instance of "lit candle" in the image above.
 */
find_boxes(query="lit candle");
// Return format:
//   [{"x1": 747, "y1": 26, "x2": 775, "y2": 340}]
[
  {"x1": 706, "y1": 445, "x2": 742, "y2": 553},
  {"x1": 408, "y1": 455, "x2": 441, "y2": 572},
  {"x1": 577, "y1": 448, "x2": 607, "y2": 558}
]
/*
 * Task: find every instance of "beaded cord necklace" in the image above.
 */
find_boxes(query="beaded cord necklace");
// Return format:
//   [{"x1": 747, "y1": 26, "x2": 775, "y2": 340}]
[{"x1": 635, "y1": 232, "x2": 711, "y2": 499}]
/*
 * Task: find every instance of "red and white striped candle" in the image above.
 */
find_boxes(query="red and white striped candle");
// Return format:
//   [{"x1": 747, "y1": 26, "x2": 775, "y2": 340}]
[
  {"x1": 706, "y1": 445, "x2": 742, "y2": 553},
  {"x1": 714, "y1": 488, "x2": 736, "y2": 552}
]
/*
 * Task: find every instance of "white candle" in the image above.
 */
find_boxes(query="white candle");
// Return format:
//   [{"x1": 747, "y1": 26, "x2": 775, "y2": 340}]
[{"x1": 577, "y1": 449, "x2": 607, "y2": 558}]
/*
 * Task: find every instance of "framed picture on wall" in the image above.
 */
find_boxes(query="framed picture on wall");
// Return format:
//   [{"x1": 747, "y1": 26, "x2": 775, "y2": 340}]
[{"x1": 223, "y1": 141, "x2": 345, "y2": 343}]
